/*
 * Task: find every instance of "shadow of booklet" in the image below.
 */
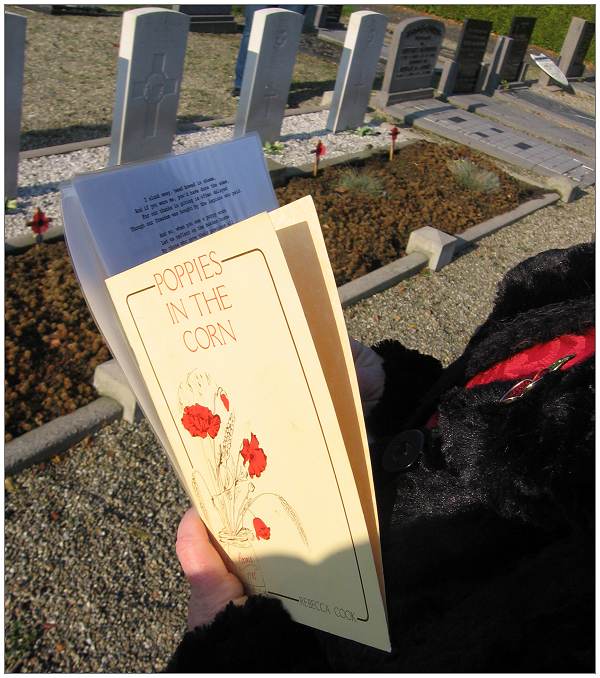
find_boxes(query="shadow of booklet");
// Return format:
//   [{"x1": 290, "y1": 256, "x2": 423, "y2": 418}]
[{"x1": 60, "y1": 134, "x2": 390, "y2": 652}]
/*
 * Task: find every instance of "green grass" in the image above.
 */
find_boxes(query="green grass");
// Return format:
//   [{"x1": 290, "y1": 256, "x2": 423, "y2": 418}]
[
  {"x1": 448, "y1": 159, "x2": 500, "y2": 193},
  {"x1": 413, "y1": 5, "x2": 595, "y2": 64},
  {"x1": 337, "y1": 168, "x2": 384, "y2": 196}
]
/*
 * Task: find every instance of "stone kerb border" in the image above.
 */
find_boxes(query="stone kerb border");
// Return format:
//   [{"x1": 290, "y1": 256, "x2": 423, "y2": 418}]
[
  {"x1": 5, "y1": 397, "x2": 123, "y2": 476},
  {"x1": 5, "y1": 144, "x2": 558, "y2": 473}
]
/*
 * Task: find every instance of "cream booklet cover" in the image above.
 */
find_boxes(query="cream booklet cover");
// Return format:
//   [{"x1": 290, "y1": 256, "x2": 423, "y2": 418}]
[{"x1": 105, "y1": 207, "x2": 390, "y2": 651}]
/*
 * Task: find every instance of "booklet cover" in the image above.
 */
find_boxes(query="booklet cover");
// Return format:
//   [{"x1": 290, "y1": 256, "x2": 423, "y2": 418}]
[{"x1": 105, "y1": 212, "x2": 389, "y2": 651}]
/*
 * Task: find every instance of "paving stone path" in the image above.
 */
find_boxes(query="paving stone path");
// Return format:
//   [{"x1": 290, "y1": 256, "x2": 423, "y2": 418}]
[
  {"x1": 447, "y1": 92, "x2": 594, "y2": 158},
  {"x1": 387, "y1": 99, "x2": 595, "y2": 187}
]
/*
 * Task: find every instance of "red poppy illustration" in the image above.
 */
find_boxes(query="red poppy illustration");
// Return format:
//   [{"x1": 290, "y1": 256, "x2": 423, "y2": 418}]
[
  {"x1": 28, "y1": 208, "x2": 52, "y2": 235},
  {"x1": 220, "y1": 392, "x2": 230, "y2": 411},
  {"x1": 181, "y1": 404, "x2": 221, "y2": 439},
  {"x1": 240, "y1": 433, "x2": 267, "y2": 478},
  {"x1": 253, "y1": 517, "x2": 271, "y2": 540}
]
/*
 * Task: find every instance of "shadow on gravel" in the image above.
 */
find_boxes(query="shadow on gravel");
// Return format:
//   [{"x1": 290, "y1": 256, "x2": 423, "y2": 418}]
[
  {"x1": 21, "y1": 124, "x2": 114, "y2": 152},
  {"x1": 20, "y1": 114, "x2": 222, "y2": 152}
]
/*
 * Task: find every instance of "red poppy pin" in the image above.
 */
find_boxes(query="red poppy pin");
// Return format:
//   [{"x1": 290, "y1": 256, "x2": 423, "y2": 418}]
[
  {"x1": 312, "y1": 140, "x2": 326, "y2": 158},
  {"x1": 28, "y1": 208, "x2": 52, "y2": 237}
]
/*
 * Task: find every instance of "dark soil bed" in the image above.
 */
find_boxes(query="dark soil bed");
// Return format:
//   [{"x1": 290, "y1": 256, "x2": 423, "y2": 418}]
[
  {"x1": 5, "y1": 140, "x2": 541, "y2": 440},
  {"x1": 5, "y1": 243, "x2": 111, "y2": 441},
  {"x1": 275, "y1": 140, "x2": 542, "y2": 285}
]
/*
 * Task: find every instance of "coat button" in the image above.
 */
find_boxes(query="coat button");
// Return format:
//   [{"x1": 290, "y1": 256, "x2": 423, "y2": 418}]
[{"x1": 381, "y1": 429, "x2": 424, "y2": 472}]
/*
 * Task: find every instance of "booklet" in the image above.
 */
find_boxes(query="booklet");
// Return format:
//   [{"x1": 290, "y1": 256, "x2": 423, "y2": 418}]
[{"x1": 61, "y1": 134, "x2": 390, "y2": 652}]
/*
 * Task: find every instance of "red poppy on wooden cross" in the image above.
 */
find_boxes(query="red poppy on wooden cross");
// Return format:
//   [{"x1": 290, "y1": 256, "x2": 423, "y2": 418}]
[
  {"x1": 311, "y1": 140, "x2": 326, "y2": 177},
  {"x1": 389, "y1": 126, "x2": 400, "y2": 161},
  {"x1": 28, "y1": 208, "x2": 52, "y2": 242}
]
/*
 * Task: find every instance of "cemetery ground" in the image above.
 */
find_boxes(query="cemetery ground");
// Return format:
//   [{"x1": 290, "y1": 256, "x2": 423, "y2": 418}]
[
  {"x1": 4, "y1": 3, "x2": 596, "y2": 672},
  {"x1": 5, "y1": 189, "x2": 594, "y2": 672}
]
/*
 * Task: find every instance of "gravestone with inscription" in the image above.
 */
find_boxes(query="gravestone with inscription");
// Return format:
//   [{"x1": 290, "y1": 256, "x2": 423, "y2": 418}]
[
  {"x1": 540, "y1": 16, "x2": 595, "y2": 86},
  {"x1": 234, "y1": 8, "x2": 303, "y2": 143},
  {"x1": 327, "y1": 10, "x2": 388, "y2": 132},
  {"x1": 5, "y1": 12, "x2": 27, "y2": 200},
  {"x1": 500, "y1": 16, "x2": 536, "y2": 83},
  {"x1": 108, "y1": 8, "x2": 189, "y2": 167},
  {"x1": 438, "y1": 18, "x2": 493, "y2": 97},
  {"x1": 377, "y1": 17, "x2": 445, "y2": 107}
]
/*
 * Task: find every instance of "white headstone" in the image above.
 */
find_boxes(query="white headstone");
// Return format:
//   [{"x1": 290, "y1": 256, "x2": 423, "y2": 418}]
[
  {"x1": 108, "y1": 8, "x2": 189, "y2": 167},
  {"x1": 326, "y1": 11, "x2": 388, "y2": 133},
  {"x1": 5, "y1": 12, "x2": 27, "y2": 200},
  {"x1": 234, "y1": 8, "x2": 303, "y2": 144}
]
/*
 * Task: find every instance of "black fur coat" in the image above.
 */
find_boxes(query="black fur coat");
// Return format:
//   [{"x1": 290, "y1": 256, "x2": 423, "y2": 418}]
[{"x1": 167, "y1": 243, "x2": 594, "y2": 672}]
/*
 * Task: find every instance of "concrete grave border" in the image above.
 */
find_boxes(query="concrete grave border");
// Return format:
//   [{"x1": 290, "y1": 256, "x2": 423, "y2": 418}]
[{"x1": 5, "y1": 140, "x2": 559, "y2": 473}]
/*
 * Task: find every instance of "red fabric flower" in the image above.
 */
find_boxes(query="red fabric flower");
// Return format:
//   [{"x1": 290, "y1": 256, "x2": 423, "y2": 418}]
[
  {"x1": 181, "y1": 404, "x2": 221, "y2": 439},
  {"x1": 220, "y1": 393, "x2": 229, "y2": 411},
  {"x1": 315, "y1": 141, "x2": 326, "y2": 158},
  {"x1": 253, "y1": 517, "x2": 271, "y2": 540},
  {"x1": 240, "y1": 433, "x2": 267, "y2": 478},
  {"x1": 28, "y1": 208, "x2": 52, "y2": 235},
  {"x1": 389, "y1": 126, "x2": 399, "y2": 142}
]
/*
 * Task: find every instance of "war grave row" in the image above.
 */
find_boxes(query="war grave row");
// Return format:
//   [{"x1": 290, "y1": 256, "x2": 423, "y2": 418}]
[{"x1": 4, "y1": 7, "x2": 592, "y2": 468}]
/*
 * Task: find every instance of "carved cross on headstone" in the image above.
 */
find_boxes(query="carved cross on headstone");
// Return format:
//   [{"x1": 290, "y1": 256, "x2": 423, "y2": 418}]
[{"x1": 131, "y1": 52, "x2": 178, "y2": 138}]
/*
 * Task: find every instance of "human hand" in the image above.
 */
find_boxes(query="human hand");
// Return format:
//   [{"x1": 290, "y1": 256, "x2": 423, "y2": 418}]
[
  {"x1": 176, "y1": 507, "x2": 247, "y2": 630},
  {"x1": 349, "y1": 337, "x2": 385, "y2": 417}
]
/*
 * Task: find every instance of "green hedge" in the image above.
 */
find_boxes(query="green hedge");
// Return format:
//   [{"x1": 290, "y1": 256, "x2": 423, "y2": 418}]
[{"x1": 413, "y1": 5, "x2": 595, "y2": 64}]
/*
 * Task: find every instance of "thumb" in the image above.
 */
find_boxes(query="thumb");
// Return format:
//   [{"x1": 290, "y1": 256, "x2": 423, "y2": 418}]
[
  {"x1": 176, "y1": 507, "x2": 246, "y2": 629},
  {"x1": 176, "y1": 507, "x2": 230, "y2": 583}
]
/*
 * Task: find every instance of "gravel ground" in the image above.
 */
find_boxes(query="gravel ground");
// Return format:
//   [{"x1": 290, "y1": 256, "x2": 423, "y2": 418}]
[
  {"x1": 530, "y1": 83, "x2": 596, "y2": 116},
  {"x1": 5, "y1": 183, "x2": 594, "y2": 673},
  {"x1": 5, "y1": 111, "x2": 417, "y2": 241},
  {"x1": 5, "y1": 421, "x2": 189, "y2": 673}
]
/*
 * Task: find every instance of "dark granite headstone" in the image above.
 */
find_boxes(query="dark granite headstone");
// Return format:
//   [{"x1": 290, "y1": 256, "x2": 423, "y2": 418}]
[
  {"x1": 500, "y1": 16, "x2": 536, "y2": 82},
  {"x1": 453, "y1": 18, "x2": 493, "y2": 94},
  {"x1": 562, "y1": 17, "x2": 595, "y2": 77},
  {"x1": 378, "y1": 17, "x2": 445, "y2": 105},
  {"x1": 314, "y1": 5, "x2": 343, "y2": 29},
  {"x1": 539, "y1": 16, "x2": 595, "y2": 86},
  {"x1": 172, "y1": 4, "x2": 236, "y2": 33}
]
